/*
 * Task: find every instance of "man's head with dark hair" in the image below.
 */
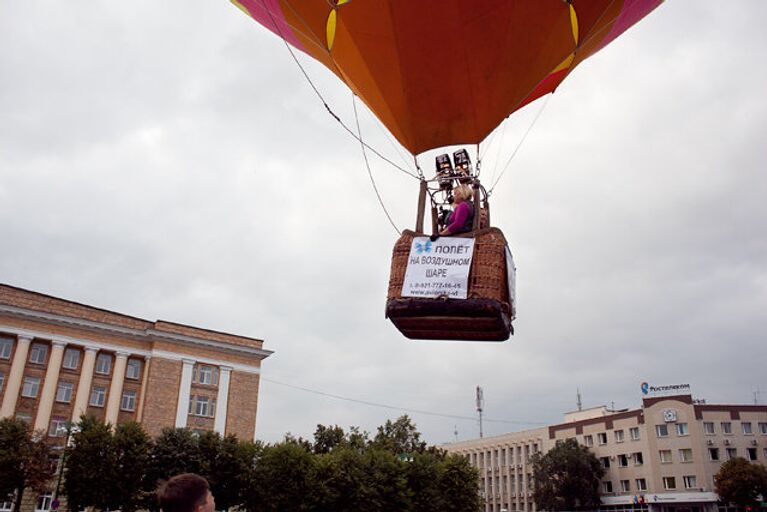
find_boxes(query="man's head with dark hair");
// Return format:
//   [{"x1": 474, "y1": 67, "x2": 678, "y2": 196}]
[{"x1": 157, "y1": 474, "x2": 215, "y2": 512}]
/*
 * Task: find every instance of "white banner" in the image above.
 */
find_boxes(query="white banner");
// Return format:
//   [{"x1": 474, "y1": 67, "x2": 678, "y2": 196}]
[
  {"x1": 505, "y1": 246, "x2": 517, "y2": 319},
  {"x1": 401, "y1": 237, "x2": 475, "y2": 299}
]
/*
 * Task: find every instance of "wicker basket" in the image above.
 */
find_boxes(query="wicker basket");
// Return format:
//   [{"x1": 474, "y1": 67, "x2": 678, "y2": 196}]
[{"x1": 385, "y1": 228, "x2": 514, "y2": 341}]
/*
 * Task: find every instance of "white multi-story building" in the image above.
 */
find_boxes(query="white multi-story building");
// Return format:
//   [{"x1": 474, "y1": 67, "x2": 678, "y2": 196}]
[{"x1": 444, "y1": 394, "x2": 767, "y2": 512}]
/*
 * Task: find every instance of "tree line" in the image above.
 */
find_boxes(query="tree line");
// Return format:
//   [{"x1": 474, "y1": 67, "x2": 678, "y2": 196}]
[{"x1": 0, "y1": 415, "x2": 480, "y2": 512}]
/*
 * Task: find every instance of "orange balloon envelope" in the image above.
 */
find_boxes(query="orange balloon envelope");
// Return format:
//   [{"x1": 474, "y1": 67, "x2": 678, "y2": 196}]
[{"x1": 233, "y1": 0, "x2": 663, "y2": 155}]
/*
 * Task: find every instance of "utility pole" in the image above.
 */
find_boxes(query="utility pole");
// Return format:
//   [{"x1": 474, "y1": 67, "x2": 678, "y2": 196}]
[
  {"x1": 454, "y1": 425, "x2": 458, "y2": 442},
  {"x1": 476, "y1": 386, "x2": 484, "y2": 438}
]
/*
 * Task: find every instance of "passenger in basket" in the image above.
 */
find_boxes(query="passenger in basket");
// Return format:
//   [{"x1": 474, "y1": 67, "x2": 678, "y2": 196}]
[{"x1": 431, "y1": 184, "x2": 475, "y2": 241}]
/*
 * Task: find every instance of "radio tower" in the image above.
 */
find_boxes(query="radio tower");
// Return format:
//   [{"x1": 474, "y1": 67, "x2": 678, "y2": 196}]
[{"x1": 476, "y1": 386, "x2": 484, "y2": 438}]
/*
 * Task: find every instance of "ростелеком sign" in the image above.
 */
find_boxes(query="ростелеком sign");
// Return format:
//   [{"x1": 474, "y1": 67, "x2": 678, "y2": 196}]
[{"x1": 401, "y1": 237, "x2": 475, "y2": 299}]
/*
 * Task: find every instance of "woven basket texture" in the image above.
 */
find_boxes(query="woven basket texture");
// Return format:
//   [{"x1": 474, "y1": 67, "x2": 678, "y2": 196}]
[{"x1": 387, "y1": 228, "x2": 509, "y2": 304}]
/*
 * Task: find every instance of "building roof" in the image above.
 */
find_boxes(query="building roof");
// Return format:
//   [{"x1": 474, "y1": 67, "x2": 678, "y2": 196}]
[{"x1": 0, "y1": 283, "x2": 271, "y2": 357}]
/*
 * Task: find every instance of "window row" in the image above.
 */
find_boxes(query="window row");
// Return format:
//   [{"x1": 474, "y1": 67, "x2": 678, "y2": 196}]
[
  {"x1": 663, "y1": 475, "x2": 698, "y2": 490},
  {"x1": 192, "y1": 364, "x2": 220, "y2": 386},
  {"x1": 188, "y1": 395, "x2": 217, "y2": 418},
  {"x1": 20, "y1": 376, "x2": 137, "y2": 410},
  {"x1": 703, "y1": 421, "x2": 767, "y2": 435},
  {"x1": 659, "y1": 448, "x2": 694, "y2": 463},
  {"x1": 600, "y1": 452, "x2": 644, "y2": 469},
  {"x1": 0, "y1": 338, "x2": 142, "y2": 379},
  {"x1": 603, "y1": 478, "x2": 648, "y2": 493},
  {"x1": 469, "y1": 444, "x2": 540, "y2": 467},
  {"x1": 709, "y1": 447, "x2": 763, "y2": 462},
  {"x1": 584, "y1": 427, "x2": 641, "y2": 447},
  {"x1": 655, "y1": 422, "x2": 689, "y2": 437}
]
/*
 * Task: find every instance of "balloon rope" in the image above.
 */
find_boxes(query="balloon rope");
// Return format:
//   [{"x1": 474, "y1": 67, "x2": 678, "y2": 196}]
[
  {"x1": 255, "y1": 0, "x2": 419, "y2": 180},
  {"x1": 488, "y1": 95, "x2": 551, "y2": 195},
  {"x1": 353, "y1": 94, "x2": 401, "y2": 235}
]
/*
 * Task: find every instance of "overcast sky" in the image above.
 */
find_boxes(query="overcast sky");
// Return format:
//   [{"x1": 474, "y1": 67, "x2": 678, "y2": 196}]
[{"x1": 1, "y1": 2, "x2": 765, "y2": 445}]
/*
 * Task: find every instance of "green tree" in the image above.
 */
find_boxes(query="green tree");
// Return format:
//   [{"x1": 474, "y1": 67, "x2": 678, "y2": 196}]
[
  {"x1": 715, "y1": 457, "x2": 767, "y2": 509},
  {"x1": 237, "y1": 441, "x2": 265, "y2": 512},
  {"x1": 406, "y1": 451, "x2": 446, "y2": 512},
  {"x1": 531, "y1": 438, "x2": 604, "y2": 511},
  {"x1": 439, "y1": 453, "x2": 482, "y2": 512},
  {"x1": 63, "y1": 416, "x2": 116, "y2": 512},
  {"x1": 110, "y1": 422, "x2": 153, "y2": 512},
  {"x1": 312, "y1": 424, "x2": 346, "y2": 454},
  {"x1": 253, "y1": 441, "x2": 318, "y2": 512},
  {"x1": 147, "y1": 428, "x2": 202, "y2": 491},
  {"x1": 0, "y1": 419, "x2": 54, "y2": 512},
  {"x1": 371, "y1": 415, "x2": 426, "y2": 456},
  {"x1": 198, "y1": 432, "x2": 247, "y2": 511}
]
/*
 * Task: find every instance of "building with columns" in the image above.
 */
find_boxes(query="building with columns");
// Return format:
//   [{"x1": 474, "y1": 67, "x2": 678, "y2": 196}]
[
  {"x1": 0, "y1": 283, "x2": 272, "y2": 442},
  {"x1": 443, "y1": 394, "x2": 767, "y2": 512}
]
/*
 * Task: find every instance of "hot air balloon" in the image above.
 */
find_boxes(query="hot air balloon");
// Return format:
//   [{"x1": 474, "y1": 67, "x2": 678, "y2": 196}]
[{"x1": 232, "y1": 0, "x2": 664, "y2": 341}]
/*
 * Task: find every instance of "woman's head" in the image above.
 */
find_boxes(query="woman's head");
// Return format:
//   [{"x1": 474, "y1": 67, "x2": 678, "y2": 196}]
[{"x1": 453, "y1": 184, "x2": 473, "y2": 203}]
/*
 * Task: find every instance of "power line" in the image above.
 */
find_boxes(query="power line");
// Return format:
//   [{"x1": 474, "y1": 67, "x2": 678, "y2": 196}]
[{"x1": 261, "y1": 376, "x2": 545, "y2": 427}]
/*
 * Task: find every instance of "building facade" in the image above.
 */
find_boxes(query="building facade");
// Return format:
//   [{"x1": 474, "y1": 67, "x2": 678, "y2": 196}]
[
  {"x1": 444, "y1": 394, "x2": 767, "y2": 512},
  {"x1": 0, "y1": 283, "x2": 272, "y2": 442}
]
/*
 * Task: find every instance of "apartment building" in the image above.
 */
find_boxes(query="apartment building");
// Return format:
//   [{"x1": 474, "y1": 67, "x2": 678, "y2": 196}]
[
  {"x1": 444, "y1": 394, "x2": 767, "y2": 512},
  {"x1": 0, "y1": 283, "x2": 272, "y2": 441}
]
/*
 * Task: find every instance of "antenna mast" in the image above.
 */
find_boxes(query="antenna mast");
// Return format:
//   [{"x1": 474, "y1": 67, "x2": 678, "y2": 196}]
[{"x1": 476, "y1": 386, "x2": 484, "y2": 438}]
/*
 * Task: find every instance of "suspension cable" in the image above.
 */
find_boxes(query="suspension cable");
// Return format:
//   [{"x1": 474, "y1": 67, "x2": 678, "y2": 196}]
[
  {"x1": 488, "y1": 95, "x2": 551, "y2": 195},
  {"x1": 352, "y1": 95, "x2": 401, "y2": 235},
  {"x1": 256, "y1": 0, "x2": 419, "y2": 180}
]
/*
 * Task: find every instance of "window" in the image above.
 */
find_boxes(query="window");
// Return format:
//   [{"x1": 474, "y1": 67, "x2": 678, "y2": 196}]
[
  {"x1": 62, "y1": 348, "x2": 80, "y2": 370},
  {"x1": 747, "y1": 448, "x2": 757, "y2": 461},
  {"x1": 703, "y1": 422, "x2": 715, "y2": 434},
  {"x1": 679, "y1": 448, "x2": 693, "y2": 462},
  {"x1": 636, "y1": 478, "x2": 647, "y2": 491},
  {"x1": 683, "y1": 475, "x2": 697, "y2": 489},
  {"x1": 721, "y1": 421, "x2": 732, "y2": 434},
  {"x1": 656, "y1": 424, "x2": 669, "y2": 437},
  {"x1": 89, "y1": 386, "x2": 106, "y2": 407},
  {"x1": 22, "y1": 376, "x2": 40, "y2": 398},
  {"x1": 659, "y1": 449, "x2": 672, "y2": 463},
  {"x1": 615, "y1": 430, "x2": 625, "y2": 443},
  {"x1": 634, "y1": 452, "x2": 644, "y2": 466},
  {"x1": 603, "y1": 481, "x2": 613, "y2": 493},
  {"x1": 29, "y1": 343, "x2": 47, "y2": 364},
  {"x1": 726, "y1": 448, "x2": 737, "y2": 460},
  {"x1": 1, "y1": 499, "x2": 13, "y2": 512},
  {"x1": 49, "y1": 416, "x2": 68, "y2": 437},
  {"x1": 0, "y1": 371, "x2": 4, "y2": 392},
  {"x1": 620, "y1": 480, "x2": 630, "y2": 492},
  {"x1": 663, "y1": 476, "x2": 676, "y2": 490},
  {"x1": 764, "y1": 448, "x2": 767, "y2": 459},
  {"x1": 759, "y1": 422, "x2": 767, "y2": 434},
  {"x1": 55, "y1": 382, "x2": 73, "y2": 403},
  {"x1": 601, "y1": 456, "x2": 610, "y2": 469},
  {"x1": 742, "y1": 422, "x2": 753, "y2": 435},
  {"x1": 35, "y1": 493, "x2": 52, "y2": 512},
  {"x1": 126, "y1": 359, "x2": 141, "y2": 380},
  {"x1": 630, "y1": 427, "x2": 640, "y2": 440},
  {"x1": 194, "y1": 365, "x2": 219, "y2": 386},
  {"x1": 597, "y1": 432, "x2": 608, "y2": 445},
  {"x1": 676, "y1": 423, "x2": 689, "y2": 436},
  {"x1": 617, "y1": 454, "x2": 629, "y2": 467},
  {"x1": 188, "y1": 396, "x2": 216, "y2": 418},
  {"x1": 15, "y1": 412, "x2": 32, "y2": 424},
  {"x1": 584, "y1": 435, "x2": 594, "y2": 447},
  {"x1": 0, "y1": 337, "x2": 12, "y2": 359},
  {"x1": 121, "y1": 390, "x2": 136, "y2": 412},
  {"x1": 709, "y1": 448, "x2": 720, "y2": 461},
  {"x1": 95, "y1": 353, "x2": 112, "y2": 375}
]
